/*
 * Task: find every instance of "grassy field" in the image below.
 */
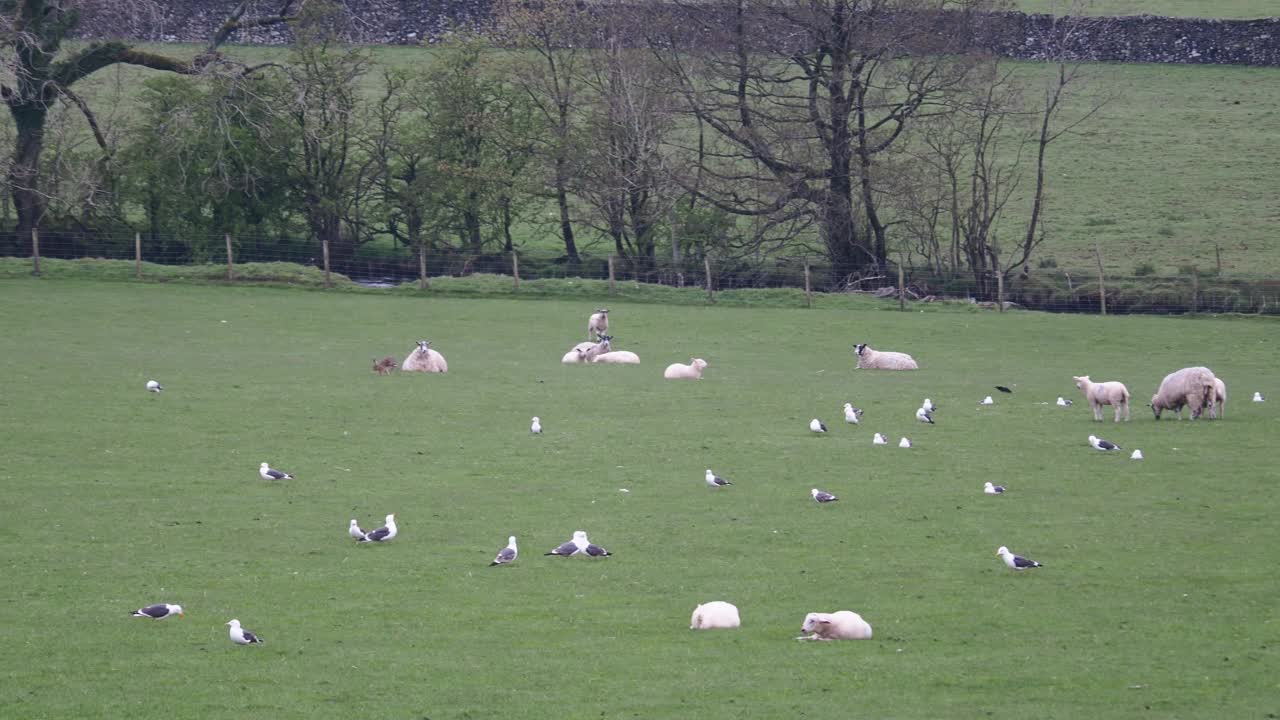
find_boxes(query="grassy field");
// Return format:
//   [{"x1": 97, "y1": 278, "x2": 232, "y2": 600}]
[
  {"x1": 1016, "y1": 0, "x2": 1276, "y2": 18},
  {"x1": 1, "y1": 279, "x2": 1276, "y2": 719}
]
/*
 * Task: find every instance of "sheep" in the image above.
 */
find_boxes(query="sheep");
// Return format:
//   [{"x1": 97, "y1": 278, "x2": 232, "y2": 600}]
[
  {"x1": 663, "y1": 358, "x2": 708, "y2": 379},
  {"x1": 593, "y1": 350, "x2": 640, "y2": 364},
  {"x1": 1072, "y1": 375, "x2": 1130, "y2": 422},
  {"x1": 853, "y1": 343, "x2": 918, "y2": 370},
  {"x1": 689, "y1": 601, "x2": 740, "y2": 630},
  {"x1": 1211, "y1": 377, "x2": 1227, "y2": 419},
  {"x1": 372, "y1": 356, "x2": 397, "y2": 375},
  {"x1": 402, "y1": 340, "x2": 448, "y2": 373},
  {"x1": 561, "y1": 341, "x2": 597, "y2": 364},
  {"x1": 587, "y1": 308, "x2": 609, "y2": 340},
  {"x1": 580, "y1": 336, "x2": 612, "y2": 362},
  {"x1": 1150, "y1": 366, "x2": 1218, "y2": 420},
  {"x1": 795, "y1": 611, "x2": 873, "y2": 641}
]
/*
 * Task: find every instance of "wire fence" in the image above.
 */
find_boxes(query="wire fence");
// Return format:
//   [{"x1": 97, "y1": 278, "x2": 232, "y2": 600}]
[{"x1": 4, "y1": 228, "x2": 1279, "y2": 315}]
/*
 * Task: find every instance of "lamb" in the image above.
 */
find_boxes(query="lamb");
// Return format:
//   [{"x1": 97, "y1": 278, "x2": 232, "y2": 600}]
[
  {"x1": 853, "y1": 343, "x2": 918, "y2": 370},
  {"x1": 580, "y1": 336, "x2": 612, "y2": 362},
  {"x1": 795, "y1": 611, "x2": 873, "y2": 641},
  {"x1": 663, "y1": 358, "x2": 708, "y2": 379},
  {"x1": 1072, "y1": 375, "x2": 1130, "y2": 422},
  {"x1": 1150, "y1": 366, "x2": 1218, "y2": 420},
  {"x1": 587, "y1": 308, "x2": 609, "y2": 340},
  {"x1": 561, "y1": 341, "x2": 597, "y2": 364},
  {"x1": 1211, "y1": 377, "x2": 1227, "y2": 419},
  {"x1": 401, "y1": 340, "x2": 448, "y2": 373},
  {"x1": 689, "y1": 601, "x2": 741, "y2": 630}
]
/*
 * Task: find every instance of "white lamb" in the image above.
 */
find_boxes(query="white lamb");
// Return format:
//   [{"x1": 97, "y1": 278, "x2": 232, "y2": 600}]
[
  {"x1": 587, "y1": 308, "x2": 609, "y2": 340},
  {"x1": 795, "y1": 611, "x2": 873, "y2": 641},
  {"x1": 853, "y1": 343, "x2": 918, "y2": 370},
  {"x1": 1072, "y1": 375, "x2": 1130, "y2": 422},
  {"x1": 593, "y1": 350, "x2": 640, "y2": 364},
  {"x1": 1150, "y1": 366, "x2": 1218, "y2": 420},
  {"x1": 402, "y1": 340, "x2": 448, "y2": 373},
  {"x1": 561, "y1": 341, "x2": 597, "y2": 364},
  {"x1": 1212, "y1": 377, "x2": 1226, "y2": 418},
  {"x1": 579, "y1": 336, "x2": 612, "y2": 362},
  {"x1": 664, "y1": 358, "x2": 707, "y2": 379},
  {"x1": 689, "y1": 601, "x2": 740, "y2": 630}
]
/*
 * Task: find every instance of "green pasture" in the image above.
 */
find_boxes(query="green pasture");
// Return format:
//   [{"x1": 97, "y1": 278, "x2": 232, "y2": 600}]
[{"x1": 0, "y1": 279, "x2": 1276, "y2": 718}]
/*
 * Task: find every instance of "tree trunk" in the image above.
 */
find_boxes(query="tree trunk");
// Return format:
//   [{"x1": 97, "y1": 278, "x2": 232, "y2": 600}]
[
  {"x1": 8, "y1": 103, "x2": 50, "y2": 239},
  {"x1": 554, "y1": 161, "x2": 579, "y2": 263}
]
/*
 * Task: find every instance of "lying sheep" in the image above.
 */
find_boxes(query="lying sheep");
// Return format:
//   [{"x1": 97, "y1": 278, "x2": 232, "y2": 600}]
[
  {"x1": 402, "y1": 340, "x2": 448, "y2": 373},
  {"x1": 1072, "y1": 375, "x2": 1130, "y2": 422},
  {"x1": 689, "y1": 601, "x2": 740, "y2": 630},
  {"x1": 587, "y1": 309, "x2": 609, "y2": 340},
  {"x1": 561, "y1": 341, "x2": 597, "y2": 364},
  {"x1": 581, "y1": 336, "x2": 612, "y2": 362},
  {"x1": 796, "y1": 611, "x2": 873, "y2": 641},
  {"x1": 1151, "y1": 366, "x2": 1217, "y2": 420},
  {"x1": 663, "y1": 358, "x2": 707, "y2": 379},
  {"x1": 593, "y1": 350, "x2": 640, "y2": 364},
  {"x1": 853, "y1": 343, "x2": 918, "y2": 370}
]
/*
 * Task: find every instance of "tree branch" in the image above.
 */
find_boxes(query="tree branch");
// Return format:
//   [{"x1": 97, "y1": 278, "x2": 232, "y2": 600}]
[{"x1": 58, "y1": 85, "x2": 108, "y2": 151}]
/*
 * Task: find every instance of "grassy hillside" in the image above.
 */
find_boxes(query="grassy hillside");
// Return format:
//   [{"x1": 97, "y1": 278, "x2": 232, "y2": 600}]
[
  {"x1": 0, "y1": 280, "x2": 1276, "y2": 719},
  {"x1": 1016, "y1": 0, "x2": 1276, "y2": 18}
]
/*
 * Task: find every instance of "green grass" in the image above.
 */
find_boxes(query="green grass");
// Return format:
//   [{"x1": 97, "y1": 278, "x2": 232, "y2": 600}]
[
  {"x1": 1, "y1": 279, "x2": 1277, "y2": 718},
  {"x1": 1015, "y1": 0, "x2": 1276, "y2": 18}
]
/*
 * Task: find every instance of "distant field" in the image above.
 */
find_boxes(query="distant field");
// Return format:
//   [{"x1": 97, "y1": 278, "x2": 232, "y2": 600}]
[
  {"x1": 1016, "y1": 0, "x2": 1276, "y2": 17},
  {"x1": 0, "y1": 279, "x2": 1276, "y2": 719}
]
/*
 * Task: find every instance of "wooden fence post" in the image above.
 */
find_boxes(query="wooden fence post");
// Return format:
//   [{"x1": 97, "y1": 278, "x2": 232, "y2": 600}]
[
  {"x1": 1214, "y1": 243, "x2": 1222, "y2": 276},
  {"x1": 418, "y1": 244, "x2": 429, "y2": 290},
  {"x1": 225, "y1": 234, "x2": 235, "y2": 281},
  {"x1": 607, "y1": 254, "x2": 617, "y2": 295},
  {"x1": 512, "y1": 252, "x2": 520, "y2": 291},
  {"x1": 31, "y1": 227, "x2": 40, "y2": 276},
  {"x1": 997, "y1": 271, "x2": 1005, "y2": 313},
  {"x1": 1094, "y1": 244, "x2": 1106, "y2": 316},
  {"x1": 897, "y1": 263, "x2": 905, "y2": 311},
  {"x1": 1190, "y1": 267, "x2": 1199, "y2": 314},
  {"x1": 322, "y1": 239, "x2": 332, "y2": 287},
  {"x1": 134, "y1": 232, "x2": 142, "y2": 279},
  {"x1": 803, "y1": 260, "x2": 812, "y2": 308},
  {"x1": 704, "y1": 255, "x2": 715, "y2": 303}
]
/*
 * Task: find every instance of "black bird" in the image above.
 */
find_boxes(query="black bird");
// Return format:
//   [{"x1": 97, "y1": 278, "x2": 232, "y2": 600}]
[{"x1": 995, "y1": 386, "x2": 1013, "y2": 394}]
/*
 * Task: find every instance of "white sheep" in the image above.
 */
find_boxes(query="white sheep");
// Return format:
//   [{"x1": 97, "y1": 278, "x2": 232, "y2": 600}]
[
  {"x1": 1211, "y1": 377, "x2": 1227, "y2": 419},
  {"x1": 795, "y1": 611, "x2": 873, "y2": 641},
  {"x1": 593, "y1": 350, "x2": 640, "y2": 364},
  {"x1": 402, "y1": 340, "x2": 448, "y2": 373},
  {"x1": 689, "y1": 601, "x2": 740, "y2": 630},
  {"x1": 580, "y1": 336, "x2": 613, "y2": 362},
  {"x1": 663, "y1": 358, "x2": 707, "y2": 379},
  {"x1": 1150, "y1": 366, "x2": 1218, "y2": 420},
  {"x1": 561, "y1": 341, "x2": 596, "y2": 364},
  {"x1": 1072, "y1": 375, "x2": 1130, "y2": 422},
  {"x1": 587, "y1": 308, "x2": 609, "y2": 340},
  {"x1": 853, "y1": 343, "x2": 918, "y2": 370}
]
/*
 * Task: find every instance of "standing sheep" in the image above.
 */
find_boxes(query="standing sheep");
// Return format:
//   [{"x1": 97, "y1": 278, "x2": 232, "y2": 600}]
[
  {"x1": 795, "y1": 611, "x2": 873, "y2": 641},
  {"x1": 1150, "y1": 366, "x2": 1218, "y2": 420},
  {"x1": 587, "y1": 309, "x2": 610, "y2": 340},
  {"x1": 1072, "y1": 375, "x2": 1130, "y2": 422},
  {"x1": 689, "y1": 601, "x2": 741, "y2": 630},
  {"x1": 853, "y1": 343, "x2": 918, "y2": 370},
  {"x1": 663, "y1": 358, "x2": 708, "y2": 379},
  {"x1": 1211, "y1": 377, "x2": 1227, "y2": 418},
  {"x1": 402, "y1": 340, "x2": 448, "y2": 373}
]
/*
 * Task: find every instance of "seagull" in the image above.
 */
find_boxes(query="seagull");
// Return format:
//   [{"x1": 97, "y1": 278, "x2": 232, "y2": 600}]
[
  {"x1": 1056, "y1": 396, "x2": 1073, "y2": 406},
  {"x1": 809, "y1": 418, "x2": 827, "y2": 433},
  {"x1": 358, "y1": 514, "x2": 397, "y2": 542},
  {"x1": 259, "y1": 462, "x2": 293, "y2": 481},
  {"x1": 530, "y1": 416, "x2": 542, "y2": 434},
  {"x1": 983, "y1": 482, "x2": 1005, "y2": 495},
  {"x1": 811, "y1": 488, "x2": 838, "y2": 504},
  {"x1": 873, "y1": 433, "x2": 887, "y2": 445},
  {"x1": 1130, "y1": 449, "x2": 1144, "y2": 460},
  {"x1": 348, "y1": 519, "x2": 365, "y2": 540},
  {"x1": 705, "y1": 469, "x2": 732, "y2": 488},
  {"x1": 145, "y1": 380, "x2": 163, "y2": 392},
  {"x1": 131, "y1": 603, "x2": 183, "y2": 620},
  {"x1": 226, "y1": 619, "x2": 263, "y2": 645},
  {"x1": 980, "y1": 396, "x2": 994, "y2": 405},
  {"x1": 583, "y1": 537, "x2": 612, "y2": 557},
  {"x1": 922, "y1": 398, "x2": 936, "y2": 412},
  {"x1": 915, "y1": 407, "x2": 934, "y2": 424},
  {"x1": 898, "y1": 437, "x2": 912, "y2": 448},
  {"x1": 995, "y1": 386, "x2": 1013, "y2": 394},
  {"x1": 1088, "y1": 434, "x2": 1121, "y2": 452},
  {"x1": 843, "y1": 403, "x2": 862, "y2": 424},
  {"x1": 1254, "y1": 392, "x2": 1265, "y2": 403},
  {"x1": 545, "y1": 530, "x2": 589, "y2": 557},
  {"x1": 490, "y1": 536, "x2": 518, "y2": 566},
  {"x1": 996, "y1": 546, "x2": 1042, "y2": 570}
]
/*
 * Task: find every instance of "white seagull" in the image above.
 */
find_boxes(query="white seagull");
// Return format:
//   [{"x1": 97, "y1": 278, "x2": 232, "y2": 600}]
[
  {"x1": 898, "y1": 437, "x2": 912, "y2": 448},
  {"x1": 809, "y1": 418, "x2": 827, "y2": 433},
  {"x1": 843, "y1": 403, "x2": 862, "y2": 424},
  {"x1": 1088, "y1": 434, "x2": 1121, "y2": 452},
  {"x1": 145, "y1": 380, "x2": 163, "y2": 392},
  {"x1": 490, "y1": 536, "x2": 518, "y2": 566},
  {"x1": 348, "y1": 519, "x2": 365, "y2": 540},
  {"x1": 996, "y1": 546, "x2": 1042, "y2": 570},
  {"x1": 923, "y1": 398, "x2": 936, "y2": 412},
  {"x1": 811, "y1": 488, "x2": 838, "y2": 504},
  {"x1": 131, "y1": 603, "x2": 183, "y2": 620},
  {"x1": 1130, "y1": 449, "x2": 1144, "y2": 460},
  {"x1": 915, "y1": 407, "x2": 934, "y2": 424},
  {"x1": 226, "y1": 619, "x2": 263, "y2": 645},
  {"x1": 545, "y1": 530, "x2": 590, "y2": 557},
  {"x1": 1254, "y1": 392, "x2": 1265, "y2": 403},
  {"x1": 705, "y1": 469, "x2": 732, "y2": 488},
  {"x1": 873, "y1": 433, "x2": 888, "y2": 445},
  {"x1": 259, "y1": 462, "x2": 293, "y2": 481},
  {"x1": 983, "y1": 482, "x2": 1005, "y2": 495},
  {"x1": 358, "y1": 514, "x2": 397, "y2": 542},
  {"x1": 980, "y1": 396, "x2": 994, "y2": 405},
  {"x1": 530, "y1": 416, "x2": 542, "y2": 434},
  {"x1": 1056, "y1": 396, "x2": 1072, "y2": 406}
]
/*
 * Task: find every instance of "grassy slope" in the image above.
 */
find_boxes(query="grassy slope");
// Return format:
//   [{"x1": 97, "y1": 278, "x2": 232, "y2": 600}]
[
  {"x1": 1016, "y1": 0, "x2": 1276, "y2": 18},
  {"x1": 0, "y1": 280, "x2": 1276, "y2": 719}
]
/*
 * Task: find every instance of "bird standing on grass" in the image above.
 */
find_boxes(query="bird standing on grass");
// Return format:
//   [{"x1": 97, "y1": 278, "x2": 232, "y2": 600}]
[
  {"x1": 811, "y1": 488, "x2": 838, "y2": 504},
  {"x1": 131, "y1": 603, "x2": 183, "y2": 620},
  {"x1": 545, "y1": 531, "x2": 589, "y2": 557},
  {"x1": 1088, "y1": 435, "x2": 1121, "y2": 452},
  {"x1": 358, "y1": 514, "x2": 397, "y2": 542},
  {"x1": 531, "y1": 416, "x2": 542, "y2": 434},
  {"x1": 145, "y1": 380, "x2": 163, "y2": 392},
  {"x1": 983, "y1": 482, "x2": 1005, "y2": 495},
  {"x1": 916, "y1": 407, "x2": 934, "y2": 424},
  {"x1": 922, "y1": 398, "x2": 936, "y2": 412},
  {"x1": 705, "y1": 469, "x2": 732, "y2": 488},
  {"x1": 873, "y1": 433, "x2": 888, "y2": 445},
  {"x1": 348, "y1": 519, "x2": 365, "y2": 540},
  {"x1": 227, "y1": 619, "x2": 263, "y2": 645},
  {"x1": 490, "y1": 536, "x2": 518, "y2": 566},
  {"x1": 996, "y1": 546, "x2": 1042, "y2": 570},
  {"x1": 843, "y1": 403, "x2": 862, "y2": 424},
  {"x1": 259, "y1": 462, "x2": 293, "y2": 480},
  {"x1": 810, "y1": 418, "x2": 827, "y2": 433}
]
